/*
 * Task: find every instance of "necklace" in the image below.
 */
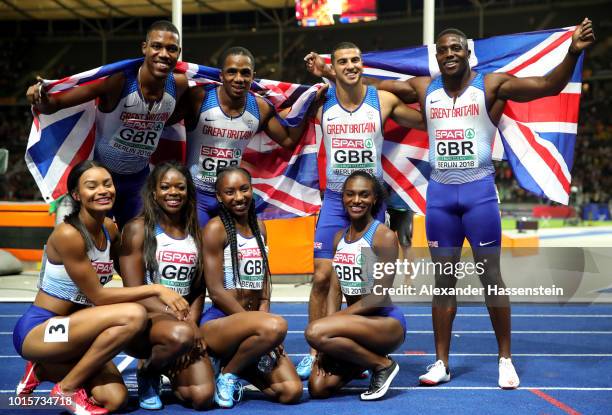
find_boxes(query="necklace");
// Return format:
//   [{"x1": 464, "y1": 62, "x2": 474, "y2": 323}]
[{"x1": 137, "y1": 67, "x2": 165, "y2": 115}]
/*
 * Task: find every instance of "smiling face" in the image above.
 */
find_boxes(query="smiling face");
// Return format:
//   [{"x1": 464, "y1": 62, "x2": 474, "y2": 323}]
[
  {"x1": 154, "y1": 168, "x2": 188, "y2": 215},
  {"x1": 342, "y1": 175, "x2": 376, "y2": 221},
  {"x1": 331, "y1": 47, "x2": 363, "y2": 86},
  {"x1": 435, "y1": 33, "x2": 470, "y2": 78},
  {"x1": 221, "y1": 54, "x2": 254, "y2": 101},
  {"x1": 217, "y1": 170, "x2": 253, "y2": 219},
  {"x1": 73, "y1": 167, "x2": 115, "y2": 213},
  {"x1": 142, "y1": 30, "x2": 181, "y2": 79}
]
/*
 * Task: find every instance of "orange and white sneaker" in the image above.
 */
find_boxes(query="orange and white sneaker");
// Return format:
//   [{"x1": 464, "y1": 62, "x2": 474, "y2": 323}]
[
  {"x1": 50, "y1": 384, "x2": 109, "y2": 415},
  {"x1": 16, "y1": 361, "x2": 40, "y2": 395},
  {"x1": 498, "y1": 357, "x2": 520, "y2": 389}
]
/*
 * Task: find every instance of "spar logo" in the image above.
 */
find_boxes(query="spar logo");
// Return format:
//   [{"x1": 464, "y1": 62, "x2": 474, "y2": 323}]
[
  {"x1": 332, "y1": 138, "x2": 364, "y2": 149},
  {"x1": 200, "y1": 146, "x2": 241, "y2": 159},
  {"x1": 435, "y1": 128, "x2": 475, "y2": 140}
]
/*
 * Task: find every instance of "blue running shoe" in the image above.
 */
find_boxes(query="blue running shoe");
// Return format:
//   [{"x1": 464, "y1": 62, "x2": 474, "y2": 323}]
[
  {"x1": 296, "y1": 355, "x2": 315, "y2": 380},
  {"x1": 214, "y1": 373, "x2": 243, "y2": 408},
  {"x1": 137, "y1": 369, "x2": 162, "y2": 410}
]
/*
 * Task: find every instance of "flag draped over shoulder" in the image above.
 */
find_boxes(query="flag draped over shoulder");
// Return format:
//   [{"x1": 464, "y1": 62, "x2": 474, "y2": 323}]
[{"x1": 25, "y1": 26, "x2": 582, "y2": 219}]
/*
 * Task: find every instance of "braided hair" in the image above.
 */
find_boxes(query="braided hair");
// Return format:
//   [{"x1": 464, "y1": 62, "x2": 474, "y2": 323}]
[{"x1": 215, "y1": 167, "x2": 271, "y2": 295}]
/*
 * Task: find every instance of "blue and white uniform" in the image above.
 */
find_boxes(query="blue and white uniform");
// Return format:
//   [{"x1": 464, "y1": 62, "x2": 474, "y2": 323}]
[
  {"x1": 200, "y1": 231, "x2": 267, "y2": 325},
  {"x1": 94, "y1": 68, "x2": 177, "y2": 227},
  {"x1": 13, "y1": 226, "x2": 114, "y2": 356},
  {"x1": 332, "y1": 220, "x2": 406, "y2": 332},
  {"x1": 145, "y1": 224, "x2": 199, "y2": 297},
  {"x1": 424, "y1": 72, "x2": 501, "y2": 249},
  {"x1": 186, "y1": 86, "x2": 260, "y2": 225},
  {"x1": 315, "y1": 85, "x2": 386, "y2": 259}
]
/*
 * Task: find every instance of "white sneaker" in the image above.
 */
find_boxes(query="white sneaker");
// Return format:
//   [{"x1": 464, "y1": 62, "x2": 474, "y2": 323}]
[
  {"x1": 419, "y1": 360, "x2": 450, "y2": 385},
  {"x1": 498, "y1": 357, "x2": 520, "y2": 389}
]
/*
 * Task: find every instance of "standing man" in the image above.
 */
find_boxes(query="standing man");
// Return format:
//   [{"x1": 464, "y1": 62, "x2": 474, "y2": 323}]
[
  {"x1": 296, "y1": 41, "x2": 424, "y2": 379},
  {"x1": 170, "y1": 46, "x2": 316, "y2": 226},
  {"x1": 27, "y1": 21, "x2": 189, "y2": 228},
  {"x1": 306, "y1": 19, "x2": 595, "y2": 388}
]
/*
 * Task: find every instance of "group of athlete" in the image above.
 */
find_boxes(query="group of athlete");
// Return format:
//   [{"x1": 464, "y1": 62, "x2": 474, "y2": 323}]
[{"x1": 13, "y1": 17, "x2": 593, "y2": 414}]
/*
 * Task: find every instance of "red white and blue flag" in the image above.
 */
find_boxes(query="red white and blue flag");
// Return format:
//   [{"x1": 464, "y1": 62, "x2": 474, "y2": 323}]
[{"x1": 25, "y1": 26, "x2": 582, "y2": 218}]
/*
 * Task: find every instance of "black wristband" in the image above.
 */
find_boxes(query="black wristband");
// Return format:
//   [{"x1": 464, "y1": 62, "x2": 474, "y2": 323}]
[{"x1": 568, "y1": 47, "x2": 582, "y2": 57}]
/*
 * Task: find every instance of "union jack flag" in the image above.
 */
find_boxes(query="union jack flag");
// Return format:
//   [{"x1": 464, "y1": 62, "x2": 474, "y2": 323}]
[
  {"x1": 356, "y1": 26, "x2": 582, "y2": 212},
  {"x1": 25, "y1": 26, "x2": 582, "y2": 219}
]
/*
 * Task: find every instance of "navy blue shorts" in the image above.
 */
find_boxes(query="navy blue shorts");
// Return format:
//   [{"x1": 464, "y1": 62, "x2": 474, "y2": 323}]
[
  {"x1": 13, "y1": 304, "x2": 58, "y2": 357},
  {"x1": 199, "y1": 305, "x2": 227, "y2": 326},
  {"x1": 110, "y1": 166, "x2": 150, "y2": 229},
  {"x1": 195, "y1": 190, "x2": 220, "y2": 227},
  {"x1": 374, "y1": 305, "x2": 407, "y2": 336},
  {"x1": 425, "y1": 175, "x2": 501, "y2": 250}
]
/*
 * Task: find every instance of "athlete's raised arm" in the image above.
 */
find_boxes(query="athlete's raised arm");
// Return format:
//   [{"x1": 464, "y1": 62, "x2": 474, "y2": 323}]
[
  {"x1": 496, "y1": 18, "x2": 595, "y2": 102},
  {"x1": 260, "y1": 84, "x2": 328, "y2": 149}
]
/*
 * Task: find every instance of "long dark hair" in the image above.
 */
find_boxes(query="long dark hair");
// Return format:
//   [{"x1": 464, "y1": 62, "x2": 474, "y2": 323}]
[
  {"x1": 215, "y1": 167, "x2": 271, "y2": 292},
  {"x1": 341, "y1": 170, "x2": 387, "y2": 217},
  {"x1": 140, "y1": 162, "x2": 204, "y2": 296},
  {"x1": 64, "y1": 159, "x2": 113, "y2": 252}
]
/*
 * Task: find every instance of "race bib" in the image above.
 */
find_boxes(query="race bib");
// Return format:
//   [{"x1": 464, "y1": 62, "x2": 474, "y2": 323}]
[
  {"x1": 157, "y1": 250, "x2": 197, "y2": 296},
  {"x1": 434, "y1": 128, "x2": 479, "y2": 169},
  {"x1": 44, "y1": 317, "x2": 70, "y2": 343},
  {"x1": 73, "y1": 261, "x2": 114, "y2": 305},
  {"x1": 333, "y1": 251, "x2": 371, "y2": 296},
  {"x1": 237, "y1": 247, "x2": 264, "y2": 290},
  {"x1": 198, "y1": 145, "x2": 241, "y2": 183},
  {"x1": 330, "y1": 137, "x2": 376, "y2": 176},
  {"x1": 108, "y1": 118, "x2": 164, "y2": 157}
]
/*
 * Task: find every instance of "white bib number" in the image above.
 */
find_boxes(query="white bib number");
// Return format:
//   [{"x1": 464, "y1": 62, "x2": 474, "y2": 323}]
[
  {"x1": 109, "y1": 119, "x2": 164, "y2": 157},
  {"x1": 434, "y1": 128, "x2": 479, "y2": 170},
  {"x1": 44, "y1": 317, "x2": 70, "y2": 343}
]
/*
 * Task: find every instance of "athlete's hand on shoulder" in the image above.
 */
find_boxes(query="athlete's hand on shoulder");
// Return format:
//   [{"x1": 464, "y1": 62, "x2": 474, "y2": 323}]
[
  {"x1": 26, "y1": 76, "x2": 48, "y2": 106},
  {"x1": 304, "y1": 52, "x2": 331, "y2": 78},
  {"x1": 155, "y1": 285, "x2": 190, "y2": 320},
  {"x1": 570, "y1": 18, "x2": 595, "y2": 54}
]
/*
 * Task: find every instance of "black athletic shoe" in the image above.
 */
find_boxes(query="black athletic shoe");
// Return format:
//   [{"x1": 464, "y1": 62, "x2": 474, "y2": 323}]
[{"x1": 360, "y1": 359, "x2": 399, "y2": 401}]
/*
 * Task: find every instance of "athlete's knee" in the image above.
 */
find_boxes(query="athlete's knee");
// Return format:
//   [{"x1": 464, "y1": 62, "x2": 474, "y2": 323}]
[
  {"x1": 164, "y1": 322, "x2": 195, "y2": 355},
  {"x1": 119, "y1": 303, "x2": 148, "y2": 332},
  {"x1": 176, "y1": 384, "x2": 214, "y2": 410},
  {"x1": 93, "y1": 384, "x2": 128, "y2": 412},
  {"x1": 311, "y1": 268, "x2": 331, "y2": 293},
  {"x1": 307, "y1": 377, "x2": 333, "y2": 399},
  {"x1": 304, "y1": 320, "x2": 329, "y2": 351},
  {"x1": 276, "y1": 380, "x2": 303, "y2": 404},
  {"x1": 259, "y1": 314, "x2": 287, "y2": 346}
]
